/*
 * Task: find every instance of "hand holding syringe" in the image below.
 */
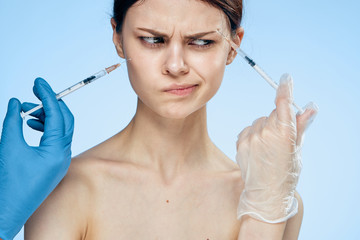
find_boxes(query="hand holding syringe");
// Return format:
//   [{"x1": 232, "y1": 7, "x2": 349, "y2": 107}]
[
  {"x1": 219, "y1": 29, "x2": 319, "y2": 224},
  {"x1": 217, "y1": 30, "x2": 304, "y2": 114}
]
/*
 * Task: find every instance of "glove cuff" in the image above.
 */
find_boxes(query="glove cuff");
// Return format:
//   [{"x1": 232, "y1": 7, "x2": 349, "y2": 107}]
[{"x1": 237, "y1": 192, "x2": 299, "y2": 224}]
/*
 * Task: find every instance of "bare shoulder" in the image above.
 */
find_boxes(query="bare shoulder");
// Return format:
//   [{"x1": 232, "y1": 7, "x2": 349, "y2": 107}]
[
  {"x1": 206, "y1": 150, "x2": 245, "y2": 207},
  {"x1": 220, "y1": 160, "x2": 244, "y2": 196},
  {"x1": 212, "y1": 148, "x2": 244, "y2": 186},
  {"x1": 24, "y1": 155, "x2": 107, "y2": 239}
]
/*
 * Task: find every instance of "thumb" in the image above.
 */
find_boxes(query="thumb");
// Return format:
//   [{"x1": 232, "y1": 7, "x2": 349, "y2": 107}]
[
  {"x1": 0, "y1": 98, "x2": 26, "y2": 145},
  {"x1": 33, "y1": 78, "x2": 65, "y2": 145},
  {"x1": 296, "y1": 102, "x2": 319, "y2": 146}
]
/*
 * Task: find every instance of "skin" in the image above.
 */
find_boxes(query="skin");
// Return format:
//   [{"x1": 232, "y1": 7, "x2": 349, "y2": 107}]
[{"x1": 24, "y1": 0, "x2": 305, "y2": 239}]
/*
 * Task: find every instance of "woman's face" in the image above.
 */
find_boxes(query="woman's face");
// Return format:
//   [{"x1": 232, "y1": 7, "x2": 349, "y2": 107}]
[{"x1": 112, "y1": 0, "x2": 242, "y2": 119}]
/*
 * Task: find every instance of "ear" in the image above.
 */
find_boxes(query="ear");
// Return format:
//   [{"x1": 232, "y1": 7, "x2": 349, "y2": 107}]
[
  {"x1": 226, "y1": 27, "x2": 244, "y2": 65},
  {"x1": 111, "y1": 18, "x2": 125, "y2": 59}
]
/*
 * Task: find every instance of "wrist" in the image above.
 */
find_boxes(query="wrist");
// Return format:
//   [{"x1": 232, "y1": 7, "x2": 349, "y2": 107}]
[
  {"x1": 237, "y1": 190, "x2": 299, "y2": 223},
  {"x1": 238, "y1": 215, "x2": 286, "y2": 240}
]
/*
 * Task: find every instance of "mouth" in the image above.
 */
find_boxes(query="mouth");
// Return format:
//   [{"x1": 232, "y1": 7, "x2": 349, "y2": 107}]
[{"x1": 164, "y1": 84, "x2": 199, "y2": 96}]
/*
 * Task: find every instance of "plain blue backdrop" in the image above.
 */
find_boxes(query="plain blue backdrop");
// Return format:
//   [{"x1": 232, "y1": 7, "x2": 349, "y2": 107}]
[{"x1": 1, "y1": 0, "x2": 359, "y2": 239}]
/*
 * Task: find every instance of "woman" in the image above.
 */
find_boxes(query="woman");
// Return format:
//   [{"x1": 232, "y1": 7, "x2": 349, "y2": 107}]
[{"x1": 24, "y1": 0, "x2": 316, "y2": 239}]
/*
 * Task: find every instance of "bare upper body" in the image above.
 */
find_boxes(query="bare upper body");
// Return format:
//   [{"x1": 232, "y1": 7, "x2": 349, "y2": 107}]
[
  {"x1": 25, "y1": 0, "x2": 304, "y2": 239},
  {"x1": 24, "y1": 106, "x2": 303, "y2": 240},
  {"x1": 24, "y1": 138, "x2": 303, "y2": 240}
]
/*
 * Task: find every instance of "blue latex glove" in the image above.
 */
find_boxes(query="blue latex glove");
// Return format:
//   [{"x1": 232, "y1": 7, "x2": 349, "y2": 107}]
[{"x1": 0, "y1": 78, "x2": 74, "y2": 240}]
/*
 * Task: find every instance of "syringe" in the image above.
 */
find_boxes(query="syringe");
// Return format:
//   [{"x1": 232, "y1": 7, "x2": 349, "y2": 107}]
[
  {"x1": 21, "y1": 62, "x2": 124, "y2": 118},
  {"x1": 217, "y1": 30, "x2": 303, "y2": 114}
]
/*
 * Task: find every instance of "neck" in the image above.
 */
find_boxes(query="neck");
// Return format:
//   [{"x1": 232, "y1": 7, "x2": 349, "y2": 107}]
[{"x1": 118, "y1": 99, "x2": 214, "y2": 181}]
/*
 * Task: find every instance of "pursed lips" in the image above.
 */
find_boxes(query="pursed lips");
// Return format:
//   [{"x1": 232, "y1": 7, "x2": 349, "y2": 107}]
[{"x1": 164, "y1": 84, "x2": 199, "y2": 96}]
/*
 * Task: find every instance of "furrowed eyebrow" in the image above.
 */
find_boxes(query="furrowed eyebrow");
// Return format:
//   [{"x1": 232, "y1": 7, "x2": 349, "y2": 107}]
[
  {"x1": 185, "y1": 31, "x2": 217, "y2": 39},
  {"x1": 136, "y1": 27, "x2": 217, "y2": 39},
  {"x1": 137, "y1": 28, "x2": 168, "y2": 38}
]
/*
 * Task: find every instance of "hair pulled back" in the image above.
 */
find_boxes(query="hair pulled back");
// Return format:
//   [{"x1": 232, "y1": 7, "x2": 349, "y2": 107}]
[{"x1": 113, "y1": 0, "x2": 243, "y2": 33}]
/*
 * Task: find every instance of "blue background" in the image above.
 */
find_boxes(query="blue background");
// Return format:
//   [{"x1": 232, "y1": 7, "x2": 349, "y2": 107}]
[{"x1": 1, "y1": 0, "x2": 359, "y2": 239}]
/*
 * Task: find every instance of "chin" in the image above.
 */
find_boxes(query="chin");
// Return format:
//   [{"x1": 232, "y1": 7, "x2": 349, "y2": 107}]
[
  {"x1": 159, "y1": 109, "x2": 194, "y2": 120},
  {"x1": 138, "y1": 96, "x2": 206, "y2": 120},
  {"x1": 157, "y1": 104, "x2": 204, "y2": 120}
]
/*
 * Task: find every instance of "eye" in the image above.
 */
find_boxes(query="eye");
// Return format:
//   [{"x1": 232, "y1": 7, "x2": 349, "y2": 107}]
[
  {"x1": 189, "y1": 39, "x2": 214, "y2": 48},
  {"x1": 140, "y1": 36, "x2": 165, "y2": 47}
]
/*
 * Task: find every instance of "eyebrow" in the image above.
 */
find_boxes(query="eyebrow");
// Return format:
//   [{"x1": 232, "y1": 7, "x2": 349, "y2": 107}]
[{"x1": 136, "y1": 27, "x2": 217, "y2": 39}]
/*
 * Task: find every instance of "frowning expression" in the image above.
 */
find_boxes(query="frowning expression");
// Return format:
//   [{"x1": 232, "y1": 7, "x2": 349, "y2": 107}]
[{"x1": 112, "y1": 0, "x2": 241, "y2": 119}]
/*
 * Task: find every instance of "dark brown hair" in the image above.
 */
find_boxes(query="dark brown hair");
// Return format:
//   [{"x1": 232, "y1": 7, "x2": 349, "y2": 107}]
[{"x1": 113, "y1": 0, "x2": 243, "y2": 33}]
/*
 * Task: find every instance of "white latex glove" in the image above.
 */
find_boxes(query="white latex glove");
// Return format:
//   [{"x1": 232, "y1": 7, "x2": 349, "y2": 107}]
[{"x1": 236, "y1": 73, "x2": 318, "y2": 223}]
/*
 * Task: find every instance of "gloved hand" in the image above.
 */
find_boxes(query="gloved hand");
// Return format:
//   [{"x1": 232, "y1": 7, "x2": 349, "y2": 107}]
[
  {"x1": 236, "y1": 74, "x2": 318, "y2": 223},
  {"x1": 0, "y1": 78, "x2": 74, "y2": 240}
]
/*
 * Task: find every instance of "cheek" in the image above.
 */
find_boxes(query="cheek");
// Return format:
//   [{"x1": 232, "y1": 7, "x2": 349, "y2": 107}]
[
  {"x1": 189, "y1": 50, "x2": 227, "y2": 93},
  {"x1": 127, "y1": 62, "x2": 153, "y2": 99},
  {"x1": 124, "y1": 45, "x2": 158, "y2": 96}
]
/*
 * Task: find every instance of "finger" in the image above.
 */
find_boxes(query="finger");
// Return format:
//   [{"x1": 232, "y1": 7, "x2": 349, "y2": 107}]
[
  {"x1": 22, "y1": 102, "x2": 46, "y2": 122},
  {"x1": 0, "y1": 98, "x2": 26, "y2": 145},
  {"x1": 296, "y1": 102, "x2": 319, "y2": 146},
  {"x1": 33, "y1": 78, "x2": 65, "y2": 145},
  {"x1": 27, "y1": 119, "x2": 45, "y2": 132},
  {"x1": 267, "y1": 109, "x2": 278, "y2": 127},
  {"x1": 58, "y1": 100, "x2": 74, "y2": 138},
  {"x1": 251, "y1": 116, "x2": 268, "y2": 134},
  {"x1": 275, "y1": 74, "x2": 296, "y2": 125},
  {"x1": 236, "y1": 127, "x2": 251, "y2": 176},
  {"x1": 236, "y1": 126, "x2": 251, "y2": 151}
]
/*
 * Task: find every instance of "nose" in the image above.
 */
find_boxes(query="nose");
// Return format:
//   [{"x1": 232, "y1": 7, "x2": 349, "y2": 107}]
[{"x1": 161, "y1": 43, "x2": 189, "y2": 76}]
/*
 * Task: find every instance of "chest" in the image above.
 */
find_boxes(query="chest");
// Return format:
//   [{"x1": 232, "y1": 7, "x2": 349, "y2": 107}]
[{"x1": 85, "y1": 172, "x2": 243, "y2": 240}]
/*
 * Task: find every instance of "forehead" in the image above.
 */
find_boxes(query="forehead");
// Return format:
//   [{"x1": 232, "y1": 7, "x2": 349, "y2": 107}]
[{"x1": 125, "y1": 0, "x2": 228, "y2": 33}]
